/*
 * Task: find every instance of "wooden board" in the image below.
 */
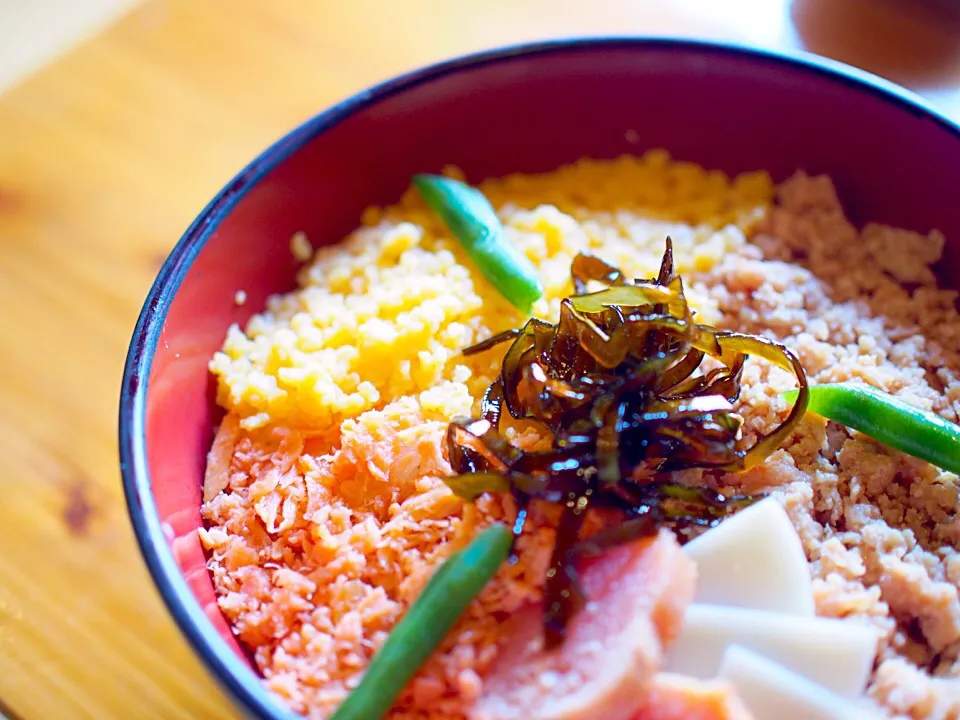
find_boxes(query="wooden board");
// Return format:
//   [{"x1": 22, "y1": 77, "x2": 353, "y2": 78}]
[{"x1": 0, "y1": 0, "x2": 957, "y2": 717}]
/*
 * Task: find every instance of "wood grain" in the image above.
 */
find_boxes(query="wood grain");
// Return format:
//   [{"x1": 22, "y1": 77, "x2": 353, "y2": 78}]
[{"x1": 0, "y1": 0, "x2": 956, "y2": 718}]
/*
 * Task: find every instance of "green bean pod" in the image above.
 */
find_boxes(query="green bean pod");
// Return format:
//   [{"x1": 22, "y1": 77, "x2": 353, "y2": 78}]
[
  {"x1": 413, "y1": 174, "x2": 544, "y2": 314},
  {"x1": 783, "y1": 382, "x2": 960, "y2": 476},
  {"x1": 329, "y1": 523, "x2": 513, "y2": 720}
]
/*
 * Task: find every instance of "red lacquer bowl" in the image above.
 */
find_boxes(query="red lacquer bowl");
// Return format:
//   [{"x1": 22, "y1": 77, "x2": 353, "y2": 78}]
[{"x1": 119, "y1": 37, "x2": 960, "y2": 720}]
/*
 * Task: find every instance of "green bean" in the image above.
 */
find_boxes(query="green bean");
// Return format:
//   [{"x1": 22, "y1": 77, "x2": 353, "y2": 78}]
[
  {"x1": 329, "y1": 523, "x2": 513, "y2": 720},
  {"x1": 413, "y1": 174, "x2": 544, "y2": 313},
  {"x1": 783, "y1": 382, "x2": 960, "y2": 475}
]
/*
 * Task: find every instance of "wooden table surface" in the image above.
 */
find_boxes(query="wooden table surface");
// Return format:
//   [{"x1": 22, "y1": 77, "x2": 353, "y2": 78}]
[{"x1": 1, "y1": 0, "x2": 959, "y2": 718}]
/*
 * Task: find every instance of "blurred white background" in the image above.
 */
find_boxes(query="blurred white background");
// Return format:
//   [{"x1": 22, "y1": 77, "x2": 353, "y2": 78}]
[
  {"x1": 1, "y1": 0, "x2": 958, "y2": 102},
  {"x1": 0, "y1": 0, "x2": 138, "y2": 93}
]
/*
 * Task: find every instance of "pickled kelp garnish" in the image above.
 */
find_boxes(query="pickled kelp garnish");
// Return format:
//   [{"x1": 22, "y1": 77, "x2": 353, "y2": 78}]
[{"x1": 443, "y1": 239, "x2": 809, "y2": 648}]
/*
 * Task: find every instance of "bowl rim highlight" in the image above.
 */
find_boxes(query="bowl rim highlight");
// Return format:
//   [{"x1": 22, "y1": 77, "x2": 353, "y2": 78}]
[{"x1": 118, "y1": 35, "x2": 960, "y2": 720}]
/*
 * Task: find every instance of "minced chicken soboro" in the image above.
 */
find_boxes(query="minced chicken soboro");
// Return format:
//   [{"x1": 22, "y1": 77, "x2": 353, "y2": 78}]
[{"x1": 200, "y1": 151, "x2": 960, "y2": 720}]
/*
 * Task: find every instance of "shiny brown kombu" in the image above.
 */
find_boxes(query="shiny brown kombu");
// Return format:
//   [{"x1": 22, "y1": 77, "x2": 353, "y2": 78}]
[{"x1": 444, "y1": 239, "x2": 809, "y2": 648}]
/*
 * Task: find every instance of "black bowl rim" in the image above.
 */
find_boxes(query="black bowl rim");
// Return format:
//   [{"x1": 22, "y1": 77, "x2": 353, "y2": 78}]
[{"x1": 119, "y1": 35, "x2": 960, "y2": 720}]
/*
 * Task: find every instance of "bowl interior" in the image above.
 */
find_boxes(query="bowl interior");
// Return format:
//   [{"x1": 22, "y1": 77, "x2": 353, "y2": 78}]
[{"x1": 128, "y1": 38, "x2": 960, "y2": 695}]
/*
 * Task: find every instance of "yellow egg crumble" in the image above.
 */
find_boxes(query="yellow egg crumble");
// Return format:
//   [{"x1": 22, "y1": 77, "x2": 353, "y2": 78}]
[{"x1": 209, "y1": 151, "x2": 772, "y2": 435}]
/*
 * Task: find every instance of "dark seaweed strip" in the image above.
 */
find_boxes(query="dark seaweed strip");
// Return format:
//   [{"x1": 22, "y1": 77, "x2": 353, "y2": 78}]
[{"x1": 442, "y1": 240, "x2": 809, "y2": 644}]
